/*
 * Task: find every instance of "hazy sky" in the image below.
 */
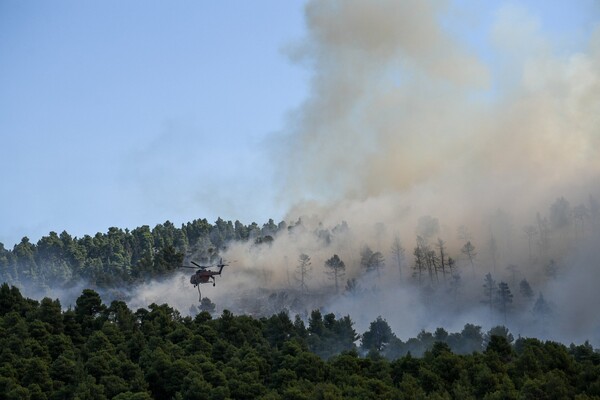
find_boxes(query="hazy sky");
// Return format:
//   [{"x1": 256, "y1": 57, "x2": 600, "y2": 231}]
[{"x1": 1, "y1": 1, "x2": 598, "y2": 247}]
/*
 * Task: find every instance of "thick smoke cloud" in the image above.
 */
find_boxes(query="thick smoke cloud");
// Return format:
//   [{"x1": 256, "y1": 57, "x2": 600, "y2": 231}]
[
  {"x1": 84, "y1": 1, "x2": 600, "y2": 347},
  {"x1": 276, "y1": 0, "x2": 599, "y2": 233},
  {"x1": 242, "y1": 0, "x2": 600, "y2": 342},
  {"x1": 20, "y1": 1, "x2": 600, "y2": 348}
]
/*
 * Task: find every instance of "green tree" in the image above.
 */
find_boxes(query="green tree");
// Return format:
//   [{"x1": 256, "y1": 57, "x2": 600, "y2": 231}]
[
  {"x1": 153, "y1": 245, "x2": 183, "y2": 275},
  {"x1": 112, "y1": 392, "x2": 153, "y2": 400},
  {"x1": 22, "y1": 357, "x2": 52, "y2": 392},
  {"x1": 452, "y1": 324, "x2": 483, "y2": 354},
  {"x1": 263, "y1": 311, "x2": 295, "y2": 347},
  {"x1": 361, "y1": 316, "x2": 395, "y2": 353},
  {"x1": 36, "y1": 231, "x2": 72, "y2": 285},
  {"x1": 0, "y1": 243, "x2": 16, "y2": 283},
  {"x1": 0, "y1": 283, "x2": 28, "y2": 315},
  {"x1": 484, "y1": 326, "x2": 514, "y2": 347},
  {"x1": 13, "y1": 237, "x2": 38, "y2": 283},
  {"x1": 75, "y1": 289, "x2": 106, "y2": 322},
  {"x1": 51, "y1": 353, "x2": 78, "y2": 385},
  {"x1": 75, "y1": 289, "x2": 106, "y2": 336},
  {"x1": 200, "y1": 297, "x2": 216, "y2": 314},
  {"x1": 37, "y1": 297, "x2": 64, "y2": 334}
]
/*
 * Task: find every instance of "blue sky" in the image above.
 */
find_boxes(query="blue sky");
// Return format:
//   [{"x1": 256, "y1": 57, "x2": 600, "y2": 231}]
[
  {"x1": 1, "y1": 1, "x2": 597, "y2": 247},
  {"x1": 1, "y1": 1, "x2": 308, "y2": 245}
]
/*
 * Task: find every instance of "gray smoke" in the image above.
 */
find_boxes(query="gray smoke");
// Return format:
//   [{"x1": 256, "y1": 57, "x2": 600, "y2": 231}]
[
  {"x1": 217, "y1": 0, "x2": 600, "y2": 342},
  {"x1": 16, "y1": 1, "x2": 600, "y2": 347}
]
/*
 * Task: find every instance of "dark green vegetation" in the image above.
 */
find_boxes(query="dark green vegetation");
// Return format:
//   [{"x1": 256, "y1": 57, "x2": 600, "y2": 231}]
[
  {"x1": 1, "y1": 284, "x2": 600, "y2": 400},
  {"x1": 0, "y1": 218, "x2": 286, "y2": 291}
]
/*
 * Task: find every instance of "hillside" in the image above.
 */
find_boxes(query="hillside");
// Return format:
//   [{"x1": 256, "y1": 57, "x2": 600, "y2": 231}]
[
  {"x1": 2, "y1": 200, "x2": 600, "y2": 348},
  {"x1": 1, "y1": 283, "x2": 600, "y2": 399}
]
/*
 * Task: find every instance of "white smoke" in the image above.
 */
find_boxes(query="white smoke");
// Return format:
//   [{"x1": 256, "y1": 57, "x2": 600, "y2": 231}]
[
  {"x1": 15, "y1": 0, "x2": 600, "y2": 347},
  {"x1": 222, "y1": 0, "x2": 600, "y2": 342}
]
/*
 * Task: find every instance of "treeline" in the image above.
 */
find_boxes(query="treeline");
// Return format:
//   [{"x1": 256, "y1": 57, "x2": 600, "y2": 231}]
[
  {"x1": 0, "y1": 218, "x2": 289, "y2": 290},
  {"x1": 1, "y1": 284, "x2": 600, "y2": 400},
  {"x1": 2, "y1": 194, "x2": 597, "y2": 298}
]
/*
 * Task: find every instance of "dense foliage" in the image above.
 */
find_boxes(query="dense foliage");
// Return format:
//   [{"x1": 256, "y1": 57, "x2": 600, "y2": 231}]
[
  {"x1": 1, "y1": 283, "x2": 599, "y2": 400},
  {"x1": 0, "y1": 218, "x2": 287, "y2": 291}
]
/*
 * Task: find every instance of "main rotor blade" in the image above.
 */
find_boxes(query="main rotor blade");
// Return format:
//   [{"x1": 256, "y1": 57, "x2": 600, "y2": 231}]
[{"x1": 191, "y1": 261, "x2": 206, "y2": 268}]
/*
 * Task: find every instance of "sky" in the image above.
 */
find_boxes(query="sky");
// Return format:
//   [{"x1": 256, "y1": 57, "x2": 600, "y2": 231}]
[
  {"x1": 1, "y1": 0, "x2": 599, "y2": 248},
  {"x1": 0, "y1": 1, "x2": 309, "y2": 246}
]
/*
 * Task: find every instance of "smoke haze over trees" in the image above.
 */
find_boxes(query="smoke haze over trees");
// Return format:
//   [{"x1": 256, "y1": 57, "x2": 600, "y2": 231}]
[
  {"x1": 1, "y1": 187, "x2": 600, "y2": 347},
  {"x1": 3, "y1": 2, "x2": 600, "y2": 398},
  {"x1": 2, "y1": 0, "x2": 600, "y2": 363},
  {"x1": 266, "y1": 0, "x2": 600, "y2": 347}
]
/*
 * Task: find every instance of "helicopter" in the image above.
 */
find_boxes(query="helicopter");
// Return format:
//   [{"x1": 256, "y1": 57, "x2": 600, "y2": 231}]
[{"x1": 180, "y1": 258, "x2": 228, "y2": 301}]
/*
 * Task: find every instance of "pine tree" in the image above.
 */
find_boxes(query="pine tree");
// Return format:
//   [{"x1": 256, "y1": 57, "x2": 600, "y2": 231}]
[
  {"x1": 482, "y1": 273, "x2": 496, "y2": 324},
  {"x1": 413, "y1": 241, "x2": 426, "y2": 286},
  {"x1": 461, "y1": 241, "x2": 476, "y2": 276},
  {"x1": 495, "y1": 282, "x2": 513, "y2": 324},
  {"x1": 295, "y1": 254, "x2": 312, "y2": 293},
  {"x1": 324, "y1": 254, "x2": 346, "y2": 294},
  {"x1": 199, "y1": 297, "x2": 216, "y2": 314},
  {"x1": 519, "y1": 279, "x2": 534, "y2": 302},
  {"x1": 436, "y1": 238, "x2": 448, "y2": 283},
  {"x1": 361, "y1": 316, "x2": 395, "y2": 352},
  {"x1": 360, "y1": 246, "x2": 385, "y2": 278},
  {"x1": 390, "y1": 234, "x2": 405, "y2": 282}
]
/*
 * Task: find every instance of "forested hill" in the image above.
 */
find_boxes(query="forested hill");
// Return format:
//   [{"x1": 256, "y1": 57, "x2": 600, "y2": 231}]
[
  {"x1": 0, "y1": 218, "x2": 285, "y2": 290},
  {"x1": 1, "y1": 283, "x2": 600, "y2": 400}
]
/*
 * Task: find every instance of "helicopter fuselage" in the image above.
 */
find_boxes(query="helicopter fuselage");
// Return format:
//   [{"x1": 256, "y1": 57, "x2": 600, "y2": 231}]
[
  {"x1": 183, "y1": 261, "x2": 227, "y2": 301},
  {"x1": 190, "y1": 272, "x2": 215, "y2": 286},
  {"x1": 189, "y1": 264, "x2": 225, "y2": 287}
]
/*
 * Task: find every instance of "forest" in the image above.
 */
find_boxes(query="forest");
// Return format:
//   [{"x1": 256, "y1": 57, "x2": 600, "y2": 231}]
[
  {"x1": 1, "y1": 195, "x2": 600, "y2": 398},
  {"x1": 1, "y1": 195, "x2": 599, "y2": 336},
  {"x1": 1, "y1": 283, "x2": 600, "y2": 400}
]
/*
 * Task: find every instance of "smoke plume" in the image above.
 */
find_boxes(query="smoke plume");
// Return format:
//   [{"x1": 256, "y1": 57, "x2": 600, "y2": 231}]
[
  {"x1": 215, "y1": 0, "x2": 600, "y2": 343},
  {"x1": 18, "y1": 1, "x2": 600, "y2": 348}
]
